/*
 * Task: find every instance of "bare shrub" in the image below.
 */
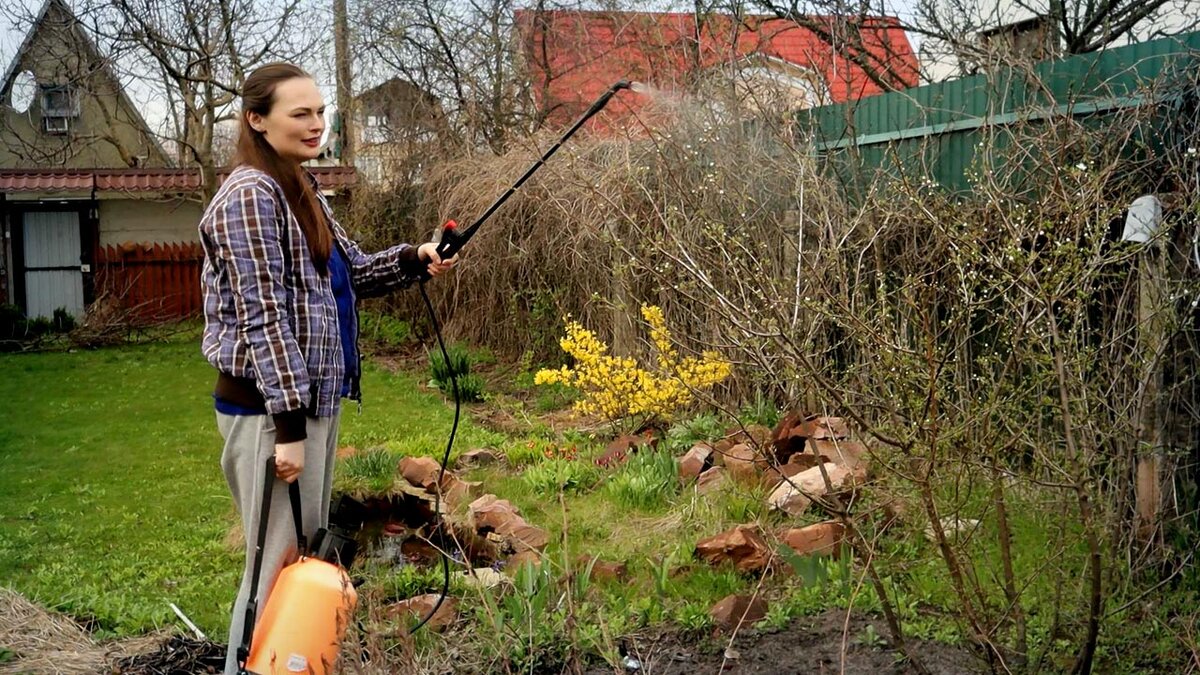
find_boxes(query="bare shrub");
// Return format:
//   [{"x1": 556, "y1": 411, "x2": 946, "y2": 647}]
[
  {"x1": 341, "y1": 65, "x2": 1200, "y2": 672},
  {"x1": 591, "y1": 74, "x2": 1200, "y2": 672}
]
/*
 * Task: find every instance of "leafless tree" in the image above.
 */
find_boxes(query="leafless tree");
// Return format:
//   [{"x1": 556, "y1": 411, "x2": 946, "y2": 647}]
[
  {"x1": 724, "y1": 0, "x2": 920, "y2": 91},
  {"x1": 743, "y1": 0, "x2": 1197, "y2": 83},
  {"x1": 353, "y1": 0, "x2": 654, "y2": 156},
  {"x1": 908, "y1": 0, "x2": 1200, "y2": 79},
  {"x1": 82, "y1": 0, "x2": 324, "y2": 198},
  {"x1": 353, "y1": 0, "x2": 529, "y2": 155}
]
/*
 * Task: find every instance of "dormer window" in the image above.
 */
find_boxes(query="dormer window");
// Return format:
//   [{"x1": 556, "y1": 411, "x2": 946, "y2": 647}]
[{"x1": 40, "y1": 84, "x2": 79, "y2": 135}]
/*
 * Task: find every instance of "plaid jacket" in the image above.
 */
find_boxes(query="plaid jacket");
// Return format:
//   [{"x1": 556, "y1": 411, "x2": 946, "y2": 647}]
[{"x1": 200, "y1": 165, "x2": 420, "y2": 419}]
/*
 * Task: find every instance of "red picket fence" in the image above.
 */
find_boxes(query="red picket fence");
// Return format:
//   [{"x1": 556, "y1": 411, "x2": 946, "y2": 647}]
[{"x1": 95, "y1": 242, "x2": 204, "y2": 321}]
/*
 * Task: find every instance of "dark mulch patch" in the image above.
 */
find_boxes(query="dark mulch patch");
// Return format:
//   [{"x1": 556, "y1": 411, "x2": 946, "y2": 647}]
[
  {"x1": 107, "y1": 636, "x2": 225, "y2": 675},
  {"x1": 586, "y1": 610, "x2": 982, "y2": 675}
]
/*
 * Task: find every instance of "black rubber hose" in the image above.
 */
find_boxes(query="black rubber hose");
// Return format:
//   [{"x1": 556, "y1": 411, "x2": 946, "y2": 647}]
[{"x1": 409, "y1": 279, "x2": 458, "y2": 634}]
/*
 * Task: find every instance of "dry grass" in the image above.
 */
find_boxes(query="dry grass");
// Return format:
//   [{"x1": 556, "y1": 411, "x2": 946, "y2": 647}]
[
  {"x1": 344, "y1": 103, "x2": 837, "y2": 402},
  {"x1": 0, "y1": 588, "x2": 163, "y2": 675}
]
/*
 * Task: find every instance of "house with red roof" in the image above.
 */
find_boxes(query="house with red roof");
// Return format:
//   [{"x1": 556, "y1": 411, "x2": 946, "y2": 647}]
[
  {"x1": 515, "y1": 9, "x2": 919, "y2": 130},
  {"x1": 0, "y1": 0, "x2": 353, "y2": 322},
  {"x1": 0, "y1": 0, "x2": 205, "y2": 321}
]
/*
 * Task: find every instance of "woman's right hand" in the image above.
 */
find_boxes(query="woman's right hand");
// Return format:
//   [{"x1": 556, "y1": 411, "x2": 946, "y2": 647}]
[
  {"x1": 274, "y1": 441, "x2": 305, "y2": 483},
  {"x1": 416, "y1": 242, "x2": 457, "y2": 277}
]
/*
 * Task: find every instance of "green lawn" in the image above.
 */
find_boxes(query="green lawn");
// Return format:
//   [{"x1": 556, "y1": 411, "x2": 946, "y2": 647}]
[{"x1": 0, "y1": 334, "x2": 500, "y2": 639}]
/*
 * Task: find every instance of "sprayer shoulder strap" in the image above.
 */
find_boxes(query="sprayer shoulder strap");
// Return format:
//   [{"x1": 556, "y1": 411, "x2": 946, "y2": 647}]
[
  {"x1": 239, "y1": 456, "x2": 307, "y2": 670},
  {"x1": 288, "y1": 478, "x2": 306, "y2": 553}
]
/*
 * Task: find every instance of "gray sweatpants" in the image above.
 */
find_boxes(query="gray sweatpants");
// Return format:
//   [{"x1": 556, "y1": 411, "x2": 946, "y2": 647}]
[{"x1": 216, "y1": 411, "x2": 340, "y2": 675}]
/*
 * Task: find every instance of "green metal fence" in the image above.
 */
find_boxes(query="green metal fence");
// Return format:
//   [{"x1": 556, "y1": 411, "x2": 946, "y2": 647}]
[{"x1": 795, "y1": 31, "x2": 1200, "y2": 194}]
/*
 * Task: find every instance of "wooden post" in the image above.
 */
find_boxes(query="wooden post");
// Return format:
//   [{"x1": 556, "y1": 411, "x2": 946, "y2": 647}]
[
  {"x1": 610, "y1": 256, "x2": 635, "y2": 358},
  {"x1": 1135, "y1": 239, "x2": 1167, "y2": 544}
]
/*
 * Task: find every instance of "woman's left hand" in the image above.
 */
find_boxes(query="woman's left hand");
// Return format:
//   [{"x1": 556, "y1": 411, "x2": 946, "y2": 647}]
[{"x1": 417, "y1": 242, "x2": 457, "y2": 277}]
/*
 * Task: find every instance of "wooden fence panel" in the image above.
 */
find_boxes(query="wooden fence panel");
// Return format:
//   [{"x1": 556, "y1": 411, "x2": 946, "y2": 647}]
[{"x1": 95, "y1": 242, "x2": 204, "y2": 321}]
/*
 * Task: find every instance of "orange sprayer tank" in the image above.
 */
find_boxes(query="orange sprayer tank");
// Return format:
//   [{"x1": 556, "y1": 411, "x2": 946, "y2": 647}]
[{"x1": 246, "y1": 557, "x2": 357, "y2": 675}]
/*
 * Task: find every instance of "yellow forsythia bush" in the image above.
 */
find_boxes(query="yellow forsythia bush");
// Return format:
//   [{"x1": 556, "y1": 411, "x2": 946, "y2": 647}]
[{"x1": 535, "y1": 305, "x2": 731, "y2": 425}]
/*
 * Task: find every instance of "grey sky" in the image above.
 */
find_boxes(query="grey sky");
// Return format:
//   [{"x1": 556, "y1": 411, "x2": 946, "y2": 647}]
[{"x1": 2, "y1": 0, "x2": 1196, "y2": 133}]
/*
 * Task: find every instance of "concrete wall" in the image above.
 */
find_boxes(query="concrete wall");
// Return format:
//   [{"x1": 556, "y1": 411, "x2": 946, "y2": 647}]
[{"x1": 98, "y1": 198, "x2": 202, "y2": 246}]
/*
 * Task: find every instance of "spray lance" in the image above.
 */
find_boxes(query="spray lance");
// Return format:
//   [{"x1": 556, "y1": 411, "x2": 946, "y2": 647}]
[
  {"x1": 411, "y1": 79, "x2": 637, "y2": 633},
  {"x1": 427, "y1": 80, "x2": 635, "y2": 267}
]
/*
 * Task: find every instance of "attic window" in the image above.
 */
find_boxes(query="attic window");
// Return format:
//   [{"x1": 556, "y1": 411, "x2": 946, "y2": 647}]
[
  {"x1": 43, "y1": 116, "x2": 70, "y2": 134},
  {"x1": 41, "y1": 84, "x2": 79, "y2": 135}
]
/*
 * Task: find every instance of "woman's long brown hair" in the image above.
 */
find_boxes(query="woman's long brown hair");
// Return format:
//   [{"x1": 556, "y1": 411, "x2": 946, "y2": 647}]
[{"x1": 234, "y1": 63, "x2": 331, "y2": 274}]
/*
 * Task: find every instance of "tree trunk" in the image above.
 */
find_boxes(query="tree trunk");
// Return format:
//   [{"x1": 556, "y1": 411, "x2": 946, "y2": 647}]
[{"x1": 334, "y1": 0, "x2": 355, "y2": 166}]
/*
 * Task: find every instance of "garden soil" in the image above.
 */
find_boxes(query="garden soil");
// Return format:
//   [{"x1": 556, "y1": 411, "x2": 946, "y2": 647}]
[
  {"x1": 2, "y1": 587, "x2": 979, "y2": 674},
  {"x1": 586, "y1": 609, "x2": 982, "y2": 675}
]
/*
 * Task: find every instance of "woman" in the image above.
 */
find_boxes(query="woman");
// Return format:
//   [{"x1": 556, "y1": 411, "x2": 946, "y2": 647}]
[{"x1": 198, "y1": 62, "x2": 453, "y2": 674}]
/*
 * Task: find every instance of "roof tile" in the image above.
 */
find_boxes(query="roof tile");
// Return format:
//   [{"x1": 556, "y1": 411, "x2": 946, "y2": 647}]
[{"x1": 0, "y1": 167, "x2": 357, "y2": 193}]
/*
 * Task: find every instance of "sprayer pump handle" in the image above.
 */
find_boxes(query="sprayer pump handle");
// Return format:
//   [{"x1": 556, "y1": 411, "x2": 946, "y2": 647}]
[{"x1": 417, "y1": 220, "x2": 461, "y2": 283}]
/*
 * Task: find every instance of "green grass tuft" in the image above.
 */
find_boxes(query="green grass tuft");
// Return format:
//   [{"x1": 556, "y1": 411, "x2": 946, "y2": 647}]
[
  {"x1": 604, "y1": 449, "x2": 680, "y2": 512},
  {"x1": 664, "y1": 413, "x2": 727, "y2": 454},
  {"x1": 522, "y1": 458, "x2": 599, "y2": 495},
  {"x1": 336, "y1": 448, "x2": 401, "y2": 496}
]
